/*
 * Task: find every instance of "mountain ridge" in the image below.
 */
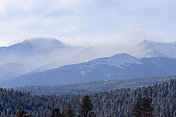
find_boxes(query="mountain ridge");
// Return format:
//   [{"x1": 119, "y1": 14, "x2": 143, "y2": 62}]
[
  {"x1": 0, "y1": 38, "x2": 67, "y2": 55},
  {"x1": 0, "y1": 38, "x2": 86, "y2": 81},
  {"x1": 2, "y1": 53, "x2": 176, "y2": 88},
  {"x1": 1, "y1": 39, "x2": 176, "y2": 87},
  {"x1": 130, "y1": 40, "x2": 176, "y2": 58}
]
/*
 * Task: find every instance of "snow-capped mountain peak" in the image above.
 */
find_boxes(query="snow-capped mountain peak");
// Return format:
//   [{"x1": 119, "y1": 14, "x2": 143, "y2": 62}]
[
  {"x1": 23, "y1": 38, "x2": 65, "y2": 48},
  {"x1": 130, "y1": 40, "x2": 176, "y2": 58},
  {"x1": 78, "y1": 53, "x2": 142, "y2": 72},
  {"x1": 0, "y1": 38, "x2": 67, "y2": 55}
]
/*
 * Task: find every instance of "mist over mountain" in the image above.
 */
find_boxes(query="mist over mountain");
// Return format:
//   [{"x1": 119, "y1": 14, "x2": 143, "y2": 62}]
[
  {"x1": 2, "y1": 53, "x2": 176, "y2": 88},
  {"x1": 1, "y1": 38, "x2": 176, "y2": 85},
  {"x1": 0, "y1": 63, "x2": 32, "y2": 81},
  {"x1": 1, "y1": 1, "x2": 176, "y2": 117},
  {"x1": 0, "y1": 38, "x2": 95, "y2": 81},
  {"x1": 130, "y1": 40, "x2": 176, "y2": 58},
  {"x1": 0, "y1": 38, "x2": 128, "y2": 82},
  {"x1": 0, "y1": 38, "x2": 66, "y2": 56}
]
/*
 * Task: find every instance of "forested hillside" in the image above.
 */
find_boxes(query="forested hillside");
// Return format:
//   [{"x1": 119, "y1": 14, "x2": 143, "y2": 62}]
[
  {"x1": 14, "y1": 75, "x2": 176, "y2": 96},
  {"x1": 0, "y1": 79, "x2": 175, "y2": 117}
]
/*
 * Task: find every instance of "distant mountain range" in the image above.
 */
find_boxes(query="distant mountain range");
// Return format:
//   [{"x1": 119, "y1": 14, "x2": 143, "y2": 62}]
[
  {"x1": 1, "y1": 38, "x2": 176, "y2": 87},
  {"x1": 0, "y1": 38, "x2": 70, "y2": 81},
  {"x1": 0, "y1": 38, "x2": 66, "y2": 56},
  {"x1": 0, "y1": 38, "x2": 96, "y2": 81},
  {"x1": 2, "y1": 53, "x2": 176, "y2": 88}
]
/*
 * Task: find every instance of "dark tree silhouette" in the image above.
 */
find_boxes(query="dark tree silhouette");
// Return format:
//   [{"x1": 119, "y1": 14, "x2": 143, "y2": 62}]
[
  {"x1": 65, "y1": 104, "x2": 74, "y2": 117},
  {"x1": 87, "y1": 111, "x2": 96, "y2": 117},
  {"x1": 15, "y1": 107, "x2": 31, "y2": 117},
  {"x1": 44, "y1": 112, "x2": 47, "y2": 117},
  {"x1": 50, "y1": 108, "x2": 61, "y2": 117},
  {"x1": 61, "y1": 107, "x2": 67, "y2": 117},
  {"x1": 132, "y1": 98, "x2": 154, "y2": 117},
  {"x1": 78, "y1": 95, "x2": 93, "y2": 117}
]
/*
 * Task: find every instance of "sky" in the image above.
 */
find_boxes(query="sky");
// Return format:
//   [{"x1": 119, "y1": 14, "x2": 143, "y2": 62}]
[{"x1": 0, "y1": 0, "x2": 176, "y2": 47}]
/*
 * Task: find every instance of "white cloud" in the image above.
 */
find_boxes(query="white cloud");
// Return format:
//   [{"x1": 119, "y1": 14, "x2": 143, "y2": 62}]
[
  {"x1": 0, "y1": 0, "x2": 92, "y2": 45},
  {"x1": 0, "y1": 0, "x2": 175, "y2": 47},
  {"x1": 0, "y1": 0, "x2": 36, "y2": 16},
  {"x1": 0, "y1": 0, "x2": 91, "y2": 16},
  {"x1": 59, "y1": 27, "x2": 167, "y2": 48}
]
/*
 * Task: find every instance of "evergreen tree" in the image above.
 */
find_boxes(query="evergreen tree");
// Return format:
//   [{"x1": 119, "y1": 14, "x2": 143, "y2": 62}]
[
  {"x1": 132, "y1": 98, "x2": 154, "y2": 117},
  {"x1": 0, "y1": 79, "x2": 175, "y2": 116},
  {"x1": 78, "y1": 95, "x2": 93, "y2": 117},
  {"x1": 44, "y1": 112, "x2": 47, "y2": 117},
  {"x1": 65, "y1": 104, "x2": 74, "y2": 117},
  {"x1": 50, "y1": 108, "x2": 61, "y2": 117},
  {"x1": 87, "y1": 111, "x2": 96, "y2": 117},
  {"x1": 61, "y1": 107, "x2": 67, "y2": 117},
  {"x1": 15, "y1": 107, "x2": 31, "y2": 117}
]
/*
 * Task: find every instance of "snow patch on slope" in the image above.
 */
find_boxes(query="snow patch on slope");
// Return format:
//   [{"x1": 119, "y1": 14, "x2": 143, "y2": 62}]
[
  {"x1": 77, "y1": 53, "x2": 142, "y2": 75},
  {"x1": 130, "y1": 40, "x2": 176, "y2": 58}
]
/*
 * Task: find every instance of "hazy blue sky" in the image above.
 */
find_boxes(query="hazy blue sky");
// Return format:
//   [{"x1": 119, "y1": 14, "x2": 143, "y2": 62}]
[{"x1": 0, "y1": 0, "x2": 176, "y2": 47}]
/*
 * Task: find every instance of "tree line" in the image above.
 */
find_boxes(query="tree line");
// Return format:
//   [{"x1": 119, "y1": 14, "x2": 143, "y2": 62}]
[
  {"x1": 15, "y1": 95, "x2": 94, "y2": 117},
  {"x1": 15, "y1": 96, "x2": 174, "y2": 117},
  {"x1": 0, "y1": 79, "x2": 175, "y2": 117}
]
